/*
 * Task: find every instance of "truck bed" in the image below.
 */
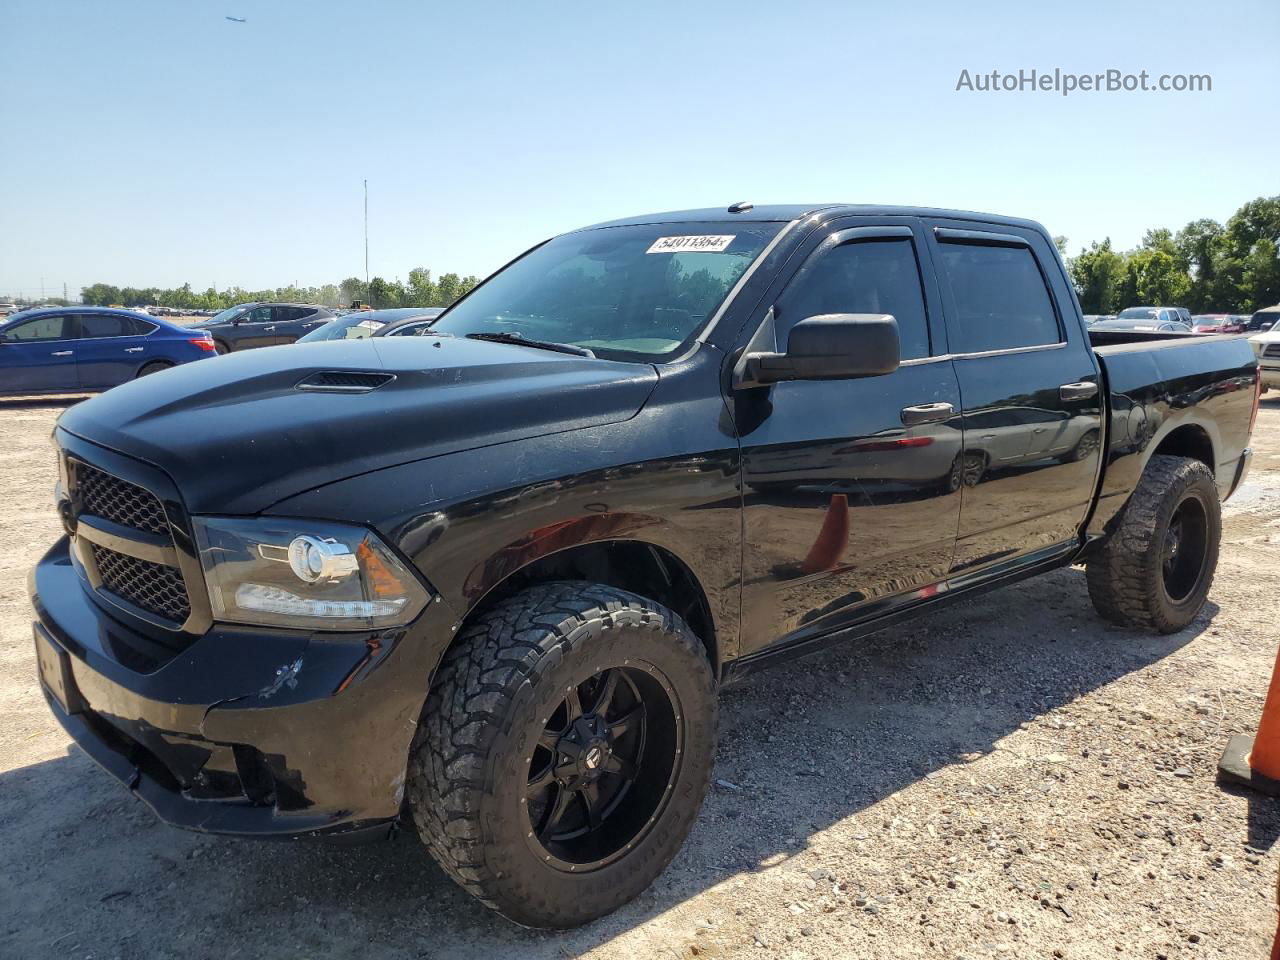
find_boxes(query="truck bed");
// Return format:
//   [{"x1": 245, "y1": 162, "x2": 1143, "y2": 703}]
[
  {"x1": 1087, "y1": 331, "x2": 1257, "y2": 539},
  {"x1": 1089, "y1": 328, "x2": 1215, "y2": 348}
]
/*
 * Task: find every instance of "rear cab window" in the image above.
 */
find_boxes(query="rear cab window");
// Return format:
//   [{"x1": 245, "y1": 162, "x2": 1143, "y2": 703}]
[{"x1": 934, "y1": 236, "x2": 1063, "y2": 353}]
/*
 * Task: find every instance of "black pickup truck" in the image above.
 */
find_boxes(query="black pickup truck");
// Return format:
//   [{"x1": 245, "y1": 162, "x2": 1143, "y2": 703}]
[{"x1": 32, "y1": 204, "x2": 1258, "y2": 928}]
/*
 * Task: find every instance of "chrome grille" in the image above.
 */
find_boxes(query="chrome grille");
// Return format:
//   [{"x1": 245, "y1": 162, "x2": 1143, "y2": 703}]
[
  {"x1": 76, "y1": 462, "x2": 169, "y2": 535},
  {"x1": 92, "y1": 545, "x2": 192, "y2": 623},
  {"x1": 1264, "y1": 344, "x2": 1280, "y2": 359}
]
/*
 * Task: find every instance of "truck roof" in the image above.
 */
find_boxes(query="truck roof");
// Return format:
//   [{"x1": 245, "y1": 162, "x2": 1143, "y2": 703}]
[{"x1": 581, "y1": 204, "x2": 1050, "y2": 233}]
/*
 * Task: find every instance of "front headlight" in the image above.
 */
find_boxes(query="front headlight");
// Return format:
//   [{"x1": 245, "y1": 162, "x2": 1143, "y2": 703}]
[{"x1": 192, "y1": 517, "x2": 431, "y2": 630}]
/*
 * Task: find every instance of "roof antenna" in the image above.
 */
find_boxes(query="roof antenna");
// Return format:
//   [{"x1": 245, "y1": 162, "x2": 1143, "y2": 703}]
[{"x1": 727, "y1": 201, "x2": 754, "y2": 214}]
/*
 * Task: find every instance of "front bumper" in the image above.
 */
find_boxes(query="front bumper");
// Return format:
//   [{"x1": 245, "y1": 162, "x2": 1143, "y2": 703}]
[
  {"x1": 1260, "y1": 364, "x2": 1280, "y2": 390},
  {"x1": 31, "y1": 537, "x2": 452, "y2": 839}
]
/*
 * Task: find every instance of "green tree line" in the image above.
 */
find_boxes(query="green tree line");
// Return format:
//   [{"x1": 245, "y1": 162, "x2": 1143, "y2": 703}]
[
  {"x1": 1068, "y1": 195, "x2": 1280, "y2": 314},
  {"x1": 80, "y1": 269, "x2": 480, "y2": 312}
]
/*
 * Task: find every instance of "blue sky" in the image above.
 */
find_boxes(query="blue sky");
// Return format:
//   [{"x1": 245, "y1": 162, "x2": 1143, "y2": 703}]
[{"x1": 1, "y1": 0, "x2": 1276, "y2": 299}]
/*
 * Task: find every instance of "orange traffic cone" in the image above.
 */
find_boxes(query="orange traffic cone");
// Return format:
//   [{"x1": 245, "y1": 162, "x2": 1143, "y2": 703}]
[
  {"x1": 1218, "y1": 643, "x2": 1280, "y2": 795},
  {"x1": 798, "y1": 494, "x2": 850, "y2": 575}
]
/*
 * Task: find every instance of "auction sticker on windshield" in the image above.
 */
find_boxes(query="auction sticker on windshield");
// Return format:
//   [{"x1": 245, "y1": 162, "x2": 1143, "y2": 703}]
[{"x1": 646, "y1": 235, "x2": 735, "y2": 254}]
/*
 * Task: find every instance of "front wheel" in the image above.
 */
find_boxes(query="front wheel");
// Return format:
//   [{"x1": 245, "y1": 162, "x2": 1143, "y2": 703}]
[
  {"x1": 408, "y1": 582, "x2": 717, "y2": 928},
  {"x1": 1086, "y1": 454, "x2": 1220, "y2": 633}
]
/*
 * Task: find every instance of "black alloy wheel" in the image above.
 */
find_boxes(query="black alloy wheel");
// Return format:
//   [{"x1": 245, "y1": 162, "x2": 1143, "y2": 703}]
[
  {"x1": 1161, "y1": 491, "x2": 1210, "y2": 605},
  {"x1": 524, "y1": 664, "x2": 680, "y2": 870}
]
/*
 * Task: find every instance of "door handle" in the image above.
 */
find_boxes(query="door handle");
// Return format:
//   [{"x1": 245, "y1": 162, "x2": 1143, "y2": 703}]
[
  {"x1": 1060, "y1": 381, "x2": 1098, "y2": 401},
  {"x1": 901, "y1": 402, "x2": 954, "y2": 426},
  {"x1": 264, "y1": 325, "x2": 276, "y2": 331},
  {"x1": 124, "y1": 347, "x2": 144, "y2": 353},
  {"x1": 50, "y1": 350, "x2": 73, "y2": 357}
]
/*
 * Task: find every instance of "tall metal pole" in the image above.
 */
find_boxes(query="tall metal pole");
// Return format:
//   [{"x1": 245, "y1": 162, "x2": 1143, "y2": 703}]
[{"x1": 363, "y1": 179, "x2": 369, "y2": 292}]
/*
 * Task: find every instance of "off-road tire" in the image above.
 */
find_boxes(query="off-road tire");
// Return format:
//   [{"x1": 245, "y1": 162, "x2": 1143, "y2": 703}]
[
  {"x1": 1086, "y1": 455, "x2": 1220, "y2": 633},
  {"x1": 407, "y1": 582, "x2": 718, "y2": 928}
]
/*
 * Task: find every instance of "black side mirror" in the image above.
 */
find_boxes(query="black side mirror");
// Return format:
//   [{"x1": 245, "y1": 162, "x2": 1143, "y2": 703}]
[{"x1": 734, "y1": 313, "x2": 900, "y2": 388}]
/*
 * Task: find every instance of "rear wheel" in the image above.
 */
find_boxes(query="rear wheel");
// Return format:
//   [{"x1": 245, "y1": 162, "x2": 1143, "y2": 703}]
[
  {"x1": 213, "y1": 340, "x2": 230, "y2": 355},
  {"x1": 135, "y1": 360, "x2": 172, "y2": 378},
  {"x1": 408, "y1": 582, "x2": 717, "y2": 928},
  {"x1": 1060, "y1": 428, "x2": 1101, "y2": 463},
  {"x1": 947, "y1": 450, "x2": 986, "y2": 491},
  {"x1": 1086, "y1": 455, "x2": 1220, "y2": 633}
]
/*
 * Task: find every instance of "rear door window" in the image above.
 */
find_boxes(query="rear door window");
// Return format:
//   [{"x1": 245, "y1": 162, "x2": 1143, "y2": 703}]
[
  {"x1": 936, "y1": 241, "x2": 1062, "y2": 353},
  {"x1": 79, "y1": 313, "x2": 152, "y2": 338}
]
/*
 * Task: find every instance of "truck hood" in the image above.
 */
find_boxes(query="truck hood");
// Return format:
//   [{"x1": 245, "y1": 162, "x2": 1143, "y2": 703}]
[{"x1": 57, "y1": 337, "x2": 658, "y2": 514}]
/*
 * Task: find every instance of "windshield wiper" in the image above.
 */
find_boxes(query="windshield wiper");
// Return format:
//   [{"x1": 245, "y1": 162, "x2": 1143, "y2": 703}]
[{"x1": 465, "y1": 331, "x2": 596, "y2": 358}]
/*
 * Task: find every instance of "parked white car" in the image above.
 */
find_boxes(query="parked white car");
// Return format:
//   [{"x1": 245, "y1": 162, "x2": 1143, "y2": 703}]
[{"x1": 1249, "y1": 328, "x2": 1280, "y2": 390}]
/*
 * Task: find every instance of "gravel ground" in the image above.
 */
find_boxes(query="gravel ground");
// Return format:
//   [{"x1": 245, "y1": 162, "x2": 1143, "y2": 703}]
[{"x1": 2, "y1": 395, "x2": 1279, "y2": 960}]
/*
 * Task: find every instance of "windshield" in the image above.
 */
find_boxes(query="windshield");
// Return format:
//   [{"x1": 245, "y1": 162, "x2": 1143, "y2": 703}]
[
  {"x1": 206, "y1": 304, "x2": 248, "y2": 325},
  {"x1": 430, "y1": 221, "x2": 784, "y2": 360},
  {"x1": 1117, "y1": 307, "x2": 1158, "y2": 319},
  {"x1": 299, "y1": 313, "x2": 386, "y2": 342}
]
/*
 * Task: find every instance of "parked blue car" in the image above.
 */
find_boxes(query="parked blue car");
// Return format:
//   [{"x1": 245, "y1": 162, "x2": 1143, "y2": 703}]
[{"x1": 0, "y1": 306, "x2": 217, "y2": 396}]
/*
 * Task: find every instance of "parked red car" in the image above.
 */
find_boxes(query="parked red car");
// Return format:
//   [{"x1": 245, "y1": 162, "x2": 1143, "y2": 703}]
[{"x1": 1192, "y1": 314, "x2": 1248, "y2": 334}]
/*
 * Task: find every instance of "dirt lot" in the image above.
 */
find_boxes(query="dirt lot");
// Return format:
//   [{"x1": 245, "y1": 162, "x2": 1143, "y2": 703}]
[{"x1": 3, "y1": 397, "x2": 1280, "y2": 960}]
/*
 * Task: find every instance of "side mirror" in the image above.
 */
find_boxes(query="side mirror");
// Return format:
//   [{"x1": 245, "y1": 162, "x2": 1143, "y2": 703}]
[{"x1": 734, "y1": 313, "x2": 900, "y2": 388}]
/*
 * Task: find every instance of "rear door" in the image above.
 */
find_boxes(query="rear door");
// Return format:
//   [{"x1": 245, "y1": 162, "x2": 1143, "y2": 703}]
[
  {"x1": 925, "y1": 221, "x2": 1103, "y2": 575},
  {"x1": 0, "y1": 313, "x2": 78, "y2": 393},
  {"x1": 737, "y1": 220, "x2": 964, "y2": 655},
  {"x1": 270, "y1": 306, "x2": 320, "y2": 344},
  {"x1": 74, "y1": 313, "x2": 156, "y2": 388}
]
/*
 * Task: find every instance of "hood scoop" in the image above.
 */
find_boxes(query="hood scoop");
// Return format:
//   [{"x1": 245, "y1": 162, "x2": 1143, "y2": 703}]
[{"x1": 296, "y1": 370, "x2": 396, "y2": 394}]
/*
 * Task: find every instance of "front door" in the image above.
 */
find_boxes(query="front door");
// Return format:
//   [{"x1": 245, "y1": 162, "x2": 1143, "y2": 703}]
[
  {"x1": 737, "y1": 222, "x2": 963, "y2": 657},
  {"x1": 0, "y1": 313, "x2": 78, "y2": 394},
  {"x1": 234, "y1": 305, "x2": 278, "y2": 349},
  {"x1": 924, "y1": 221, "x2": 1103, "y2": 575}
]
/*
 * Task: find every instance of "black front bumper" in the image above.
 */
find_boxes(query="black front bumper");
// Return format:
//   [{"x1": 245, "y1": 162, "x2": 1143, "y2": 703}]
[{"x1": 31, "y1": 537, "x2": 451, "y2": 840}]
